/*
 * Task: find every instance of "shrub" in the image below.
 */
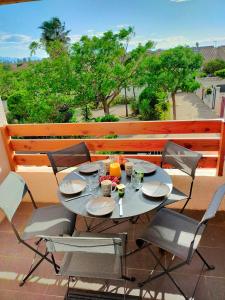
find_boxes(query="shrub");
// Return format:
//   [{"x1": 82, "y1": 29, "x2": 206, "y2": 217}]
[
  {"x1": 198, "y1": 71, "x2": 207, "y2": 78},
  {"x1": 130, "y1": 99, "x2": 139, "y2": 115},
  {"x1": 95, "y1": 114, "x2": 119, "y2": 122},
  {"x1": 215, "y1": 68, "x2": 225, "y2": 78},
  {"x1": 206, "y1": 87, "x2": 212, "y2": 95},
  {"x1": 203, "y1": 59, "x2": 225, "y2": 75},
  {"x1": 81, "y1": 104, "x2": 93, "y2": 122},
  {"x1": 138, "y1": 88, "x2": 169, "y2": 120}
]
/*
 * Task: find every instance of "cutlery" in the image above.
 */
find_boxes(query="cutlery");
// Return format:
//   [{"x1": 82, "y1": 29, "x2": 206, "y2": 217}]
[
  {"x1": 73, "y1": 172, "x2": 86, "y2": 180},
  {"x1": 64, "y1": 193, "x2": 92, "y2": 202},
  {"x1": 119, "y1": 198, "x2": 123, "y2": 216}
]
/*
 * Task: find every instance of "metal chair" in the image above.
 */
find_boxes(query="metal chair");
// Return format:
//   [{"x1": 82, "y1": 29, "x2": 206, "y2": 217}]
[
  {"x1": 47, "y1": 142, "x2": 91, "y2": 185},
  {"x1": 161, "y1": 141, "x2": 202, "y2": 212},
  {"x1": 42, "y1": 231, "x2": 135, "y2": 299},
  {"x1": 135, "y1": 184, "x2": 225, "y2": 299},
  {"x1": 0, "y1": 172, "x2": 76, "y2": 286}
]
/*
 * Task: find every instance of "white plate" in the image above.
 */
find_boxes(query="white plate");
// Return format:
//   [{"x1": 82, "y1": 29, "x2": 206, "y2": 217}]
[
  {"x1": 60, "y1": 179, "x2": 87, "y2": 195},
  {"x1": 134, "y1": 162, "x2": 157, "y2": 175},
  {"x1": 86, "y1": 196, "x2": 115, "y2": 216},
  {"x1": 79, "y1": 163, "x2": 100, "y2": 174},
  {"x1": 142, "y1": 181, "x2": 170, "y2": 198}
]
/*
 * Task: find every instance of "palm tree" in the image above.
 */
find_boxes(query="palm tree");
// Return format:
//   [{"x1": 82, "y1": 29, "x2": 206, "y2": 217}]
[
  {"x1": 29, "y1": 17, "x2": 70, "y2": 57},
  {"x1": 39, "y1": 17, "x2": 70, "y2": 46}
]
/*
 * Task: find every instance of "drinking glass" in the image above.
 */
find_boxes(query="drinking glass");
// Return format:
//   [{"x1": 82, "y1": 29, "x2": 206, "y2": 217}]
[
  {"x1": 131, "y1": 172, "x2": 142, "y2": 190},
  {"x1": 118, "y1": 186, "x2": 125, "y2": 198},
  {"x1": 88, "y1": 174, "x2": 99, "y2": 191}
]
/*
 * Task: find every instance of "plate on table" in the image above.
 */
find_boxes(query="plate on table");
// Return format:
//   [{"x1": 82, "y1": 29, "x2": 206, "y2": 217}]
[
  {"x1": 59, "y1": 179, "x2": 87, "y2": 195},
  {"x1": 142, "y1": 181, "x2": 170, "y2": 199},
  {"x1": 134, "y1": 162, "x2": 157, "y2": 175},
  {"x1": 86, "y1": 196, "x2": 115, "y2": 216},
  {"x1": 79, "y1": 163, "x2": 100, "y2": 174}
]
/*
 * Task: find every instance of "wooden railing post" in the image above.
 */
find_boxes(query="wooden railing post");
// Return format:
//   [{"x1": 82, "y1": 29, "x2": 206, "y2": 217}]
[
  {"x1": 217, "y1": 121, "x2": 225, "y2": 176},
  {"x1": 0, "y1": 125, "x2": 16, "y2": 171}
]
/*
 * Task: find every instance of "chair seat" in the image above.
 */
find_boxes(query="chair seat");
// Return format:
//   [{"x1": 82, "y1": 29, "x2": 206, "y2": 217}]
[
  {"x1": 59, "y1": 232, "x2": 126, "y2": 279},
  {"x1": 136, "y1": 208, "x2": 205, "y2": 261},
  {"x1": 22, "y1": 205, "x2": 76, "y2": 240},
  {"x1": 160, "y1": 187, "x2": 187, "y2": 208}
]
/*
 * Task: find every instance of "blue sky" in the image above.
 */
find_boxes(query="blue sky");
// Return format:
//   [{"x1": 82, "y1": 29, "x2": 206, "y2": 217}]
[{"x1": 0, "y1": 0, "x2": 225, "y2": 57}]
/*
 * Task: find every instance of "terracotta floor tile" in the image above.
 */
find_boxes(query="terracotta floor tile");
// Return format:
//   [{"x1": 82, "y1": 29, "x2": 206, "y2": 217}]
[
  {"x1": 0, "y1": 232, "x2": 33, "y2": 258},
  {"x1": 200, "y1": 224, "x2": 225, "y2": 248},
  {"x1": 127, "y1": 268, "x2": 199, "y2": 299},
  {"x1": 165, "y1": 247, "x2": 225, "y2": 278},
  {"x1": 194, "y1": 276, "x2": 225, "y2": 300},
  {"x1": 0, "y1": 289, "x2": 64, "y2": 300},
  {"x1": 1, "y1": 204, "x2": 225, "y2": 299},
  {"x1": 126, "y1": 241, "x2": 166, "y2": 271}
]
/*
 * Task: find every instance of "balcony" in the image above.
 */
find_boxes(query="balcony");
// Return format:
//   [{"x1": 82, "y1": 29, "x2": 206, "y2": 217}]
[{"x1": 1, "y1": 119, "x2": 225, "y2": 299}]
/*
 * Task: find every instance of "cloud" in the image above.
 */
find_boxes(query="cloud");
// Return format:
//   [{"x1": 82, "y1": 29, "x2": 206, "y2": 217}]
[
  {"x1": 0, "y1": 33, "x2": 32, "y2": 44},
  {"x1": 70, "y1": 34, "x2": 82, "y2": 42},
  {"x1": 116, "y1": 24, "x2": 130, "y2": 29},
  {"x1": 153, "y1": 35, "x2": 190, "y2": 49}
]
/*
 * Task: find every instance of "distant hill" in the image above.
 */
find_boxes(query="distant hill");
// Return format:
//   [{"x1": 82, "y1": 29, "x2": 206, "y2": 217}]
[{"x1": 0, "y1": 56, "x2": 41, "y2": 64}]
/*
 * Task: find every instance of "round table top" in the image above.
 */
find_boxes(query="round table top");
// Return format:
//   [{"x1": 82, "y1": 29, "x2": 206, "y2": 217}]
[{"x1": 57, "y1": 159, "x2": 173, "y2": 220}]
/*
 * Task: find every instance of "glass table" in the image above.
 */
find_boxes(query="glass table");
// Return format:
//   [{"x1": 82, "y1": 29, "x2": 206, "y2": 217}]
[{"x1": 57, "y1": 159, "x2": 186, "y2": 221}]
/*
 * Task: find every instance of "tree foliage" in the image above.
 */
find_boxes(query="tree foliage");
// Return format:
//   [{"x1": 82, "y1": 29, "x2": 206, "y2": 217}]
[
  {"x1": 0, "y1": 64, "x2": 17, "y2": 101},
  {"x1": 1, "y1": 20, "x2": 205, "y2": 124},
  {"x1": 203, "y1": 59, "x2": 225, "y2": 75},
  {"x1": 70, "y1": 27, "x2": 153, "y2": 114},
  {"x1": 143, "y1": 46, "x2": 203, "y2": 119},
  {"x1": 29, "y1": 17, "x2": 70, "y2": 57},
  {"x1": 6, "y1": 53, "x2": 76, "y2": 123}
]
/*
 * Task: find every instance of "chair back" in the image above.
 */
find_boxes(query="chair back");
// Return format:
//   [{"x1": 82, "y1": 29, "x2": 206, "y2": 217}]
[
  {"x1": 0, "y1": 172, "x2": 27, "y2": 222},
  {"x1": 201, "y1": 184, "x2": 225, "y2": 224},
  {"x1": 187, "y1": 184, "x2": 225, "y2": 262},
  {"x1": 44, "y1": 236, "x2": 123, "y2": 256},
  {"x1": 47, "y1": 142, "x2": 91, "y2": 176},
  {"x1": 161, "y1": 141, "x2": 202, "y2": 179}
]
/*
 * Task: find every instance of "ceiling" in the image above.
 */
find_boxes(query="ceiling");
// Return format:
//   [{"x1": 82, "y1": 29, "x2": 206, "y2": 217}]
[{"x1": 0, "y1": 0, "x2": 36, "y2": 5}]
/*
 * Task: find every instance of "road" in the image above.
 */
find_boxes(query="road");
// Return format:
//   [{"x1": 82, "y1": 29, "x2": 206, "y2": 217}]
[{"x1": 92, "y1": 92, "x2": 218, "y2": 121}]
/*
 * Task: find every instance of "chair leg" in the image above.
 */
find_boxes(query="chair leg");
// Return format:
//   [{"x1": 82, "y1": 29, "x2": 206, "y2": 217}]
[
  {"x1": 65, "y1": 276, "x2": 71, "y2": 300},
  {"x1": 138, "y1": 246, "x2": 188, "y2": 300},
  {"x1": 180, "y1": 198, "x2": 190, "y2": 213},
  {"x1": 35, "y1": 237, "x2": 43, "y2": 246},
  {"x1": 51, "y1": 253, "x2": 60, "y2": 273},
  {"x1": 196, "y1": 249, "x2": 215, "y2": 270},
  {"x1": 19, "y1": 252, "x2": 49, "y2": 286}
]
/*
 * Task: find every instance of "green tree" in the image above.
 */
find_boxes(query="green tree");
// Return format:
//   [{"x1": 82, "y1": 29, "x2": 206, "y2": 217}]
[
  {"x1": 7, "y1": 53, "x2": 76, "y2": 123},
  {"x1": 144, "y1": 46, "x2": 203, "y2": 119},
  {"x1": 203, "y1": 59, "x2": 225, "y2": 75},
  {"x1": 70, "y1": 27, "x2": 153, "y2": 115},
  {"x1": 29, "y1": 17, "x2": 70, "y2": 57},
  {"x1": 0, "y1": 64, "x2": 17, "y2": 101}
]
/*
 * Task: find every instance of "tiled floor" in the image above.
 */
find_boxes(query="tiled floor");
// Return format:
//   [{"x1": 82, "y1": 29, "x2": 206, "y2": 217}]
[{"x1": 0, "y1": 203, "x2": 225, "y2": 300}]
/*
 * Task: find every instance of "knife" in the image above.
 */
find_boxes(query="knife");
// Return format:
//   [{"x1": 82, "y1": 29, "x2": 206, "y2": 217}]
[
  {"x1": 64, "y1": 193, "x2": 92, "y2": 202},
  {"x1": 73, "y1": 172, "x2": 86, "y2": 180},
  {"x1": 119, "y1": 198, "x2": 123, "y2": 216}
]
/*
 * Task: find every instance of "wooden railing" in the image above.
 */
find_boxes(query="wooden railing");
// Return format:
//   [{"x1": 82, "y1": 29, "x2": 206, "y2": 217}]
[{"x1": 1, "y1": 119, "x2": 225, "y2": 175}]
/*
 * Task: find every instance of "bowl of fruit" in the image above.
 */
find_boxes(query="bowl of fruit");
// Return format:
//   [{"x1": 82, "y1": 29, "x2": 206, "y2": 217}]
[{"x1": 99, "y1": 175, "x2": 120, "y2": 188}]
